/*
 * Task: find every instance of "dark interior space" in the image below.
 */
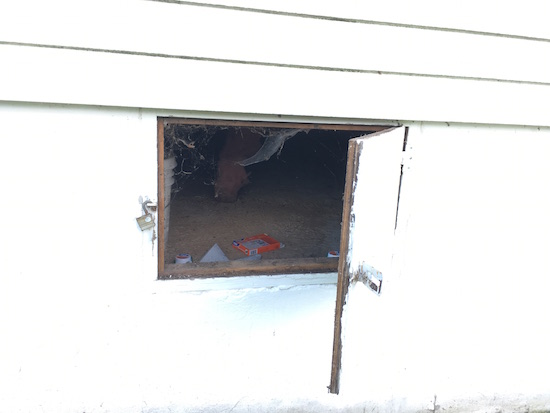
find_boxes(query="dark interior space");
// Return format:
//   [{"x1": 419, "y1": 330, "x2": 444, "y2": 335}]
[{"x1": 162, "y1": 123, "x2": 371, "y2": 273}]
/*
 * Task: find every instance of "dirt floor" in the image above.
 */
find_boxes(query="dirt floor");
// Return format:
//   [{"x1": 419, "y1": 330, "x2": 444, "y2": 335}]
[{"x1": 164, "y1": 136, "x2": 348, "y2": 265}]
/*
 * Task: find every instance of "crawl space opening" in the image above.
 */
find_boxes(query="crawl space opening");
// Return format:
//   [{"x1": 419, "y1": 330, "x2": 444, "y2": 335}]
[{"x1": 158, "y1": 120, "x2": 381, "y2": 278}]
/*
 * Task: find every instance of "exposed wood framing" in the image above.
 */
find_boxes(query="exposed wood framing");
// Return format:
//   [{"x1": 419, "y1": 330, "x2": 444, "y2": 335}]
[
  {"x1": 160, "y1": 117, "x2": 391, "y2": 132},
  {"x1": 159, "y1": 257, "x2": 339, "y2": 279},
  {"x1": 157, "y1": 117, "x2": 393, "y2": 277},
  {"x1": 329, "y1": 137, "x2": 363, "y2": 394},
  {"x1": 157, "y1": 118, "x2": 166, "y2": 273}
]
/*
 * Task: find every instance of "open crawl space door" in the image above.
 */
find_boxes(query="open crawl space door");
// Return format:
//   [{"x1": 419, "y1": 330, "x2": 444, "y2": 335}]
[{"x1": 330, "y1": 126, "x2": 407, "y2": 394}]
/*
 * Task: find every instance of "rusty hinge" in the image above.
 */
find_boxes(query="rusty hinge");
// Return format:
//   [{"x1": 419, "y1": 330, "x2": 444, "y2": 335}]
[{"x1": 351, "y1": 262, "x2": 383, "y2": 295}]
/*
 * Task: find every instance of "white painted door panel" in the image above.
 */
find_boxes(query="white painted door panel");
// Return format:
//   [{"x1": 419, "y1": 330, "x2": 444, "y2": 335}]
[
  {"x1": 330, "y1": 126, "x2": 406, "y2": 394},
  {"x1": 347, "y1": 127, "x2": 406, "y2": 278},
  {"x1": 334, "y1": 126, "x2": 415, "y2": 400}
]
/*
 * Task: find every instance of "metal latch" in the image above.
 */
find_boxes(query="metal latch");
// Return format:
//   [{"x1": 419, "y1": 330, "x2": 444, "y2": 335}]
[{"x1": 351, "y1": 262, "x2": 383, "y2": 295}]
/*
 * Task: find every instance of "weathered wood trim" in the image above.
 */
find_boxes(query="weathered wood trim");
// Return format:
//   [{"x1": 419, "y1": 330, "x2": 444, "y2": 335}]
[
  {"x1": 157, "y1": 118, "x2": 394, "y2": 279},
  {"x1": 159, "y1": 257, "x2": 339, "y2": 279},
  {"x1": 161, "y1": 117, "x2": 391, "y2": 132},
  {"x1": 157, "y1": 118, "x2": 166, "y2": 273},
  {"x1": 329, "y1": 137, "x2": 363, "y2": 394}
]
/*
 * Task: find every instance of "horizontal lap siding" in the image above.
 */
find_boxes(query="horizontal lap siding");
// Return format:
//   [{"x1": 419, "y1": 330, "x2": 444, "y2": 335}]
[
  {"x1": 2, "y1": 44, "x2": 549, "y2": 125},
  {"x1": 2, "y1": 1, "x2": 549, "y2": 83},
  {"x1": 0, "y1": 0, "x2": 549, "y2": 126},
  {"x1": 197, "y1": 0, "x2": 550, "y2": 40}
]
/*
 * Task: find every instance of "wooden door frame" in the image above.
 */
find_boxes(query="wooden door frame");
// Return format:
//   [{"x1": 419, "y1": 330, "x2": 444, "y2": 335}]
[
  {"x1": 328, "y1": 137, "x2": 362, "y2": 394},
  {"x1": 157, "y1": 117, "x2": 394, "y2": 277}
]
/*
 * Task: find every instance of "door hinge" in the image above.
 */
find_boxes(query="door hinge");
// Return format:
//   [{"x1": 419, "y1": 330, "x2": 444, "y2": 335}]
[{"x1": 351, "y1": 262, "x2": 383, "y2": 295}]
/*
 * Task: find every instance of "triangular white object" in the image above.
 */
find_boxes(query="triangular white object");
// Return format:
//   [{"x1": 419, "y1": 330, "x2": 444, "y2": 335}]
[{"x1": 200, "y1": 243, "x2": 230, "y2": 263}]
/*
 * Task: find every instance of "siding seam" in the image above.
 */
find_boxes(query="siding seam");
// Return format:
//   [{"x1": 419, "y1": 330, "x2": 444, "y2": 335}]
[
  {"x1": 3, "y1": 41, "x2": 550, "y2": 88},
  {"x1": 147, "y1": 0, "x2": 550, "y2": 43}
]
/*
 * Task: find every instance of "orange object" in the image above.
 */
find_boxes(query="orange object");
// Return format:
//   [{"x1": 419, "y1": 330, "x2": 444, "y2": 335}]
[{"x1": 232, "y1": 234, "x2": 282, "y2": 256}]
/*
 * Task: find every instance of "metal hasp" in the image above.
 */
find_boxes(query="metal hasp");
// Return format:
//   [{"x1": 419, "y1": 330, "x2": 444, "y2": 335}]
[{"x1": 351, "y1": 262, "x2": 383, "y2": 295}]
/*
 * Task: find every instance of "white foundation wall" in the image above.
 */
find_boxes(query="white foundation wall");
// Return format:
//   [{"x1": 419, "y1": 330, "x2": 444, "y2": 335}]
[
  {"x1": 1, "y1": 107, "x2": 550, "y2": 412},
  {"x1": 0, "y1": 102, "x2": 344, "y2": 413},
  {"x1": 339, "y1": 123, "x2": 550, "y2": 412},
  {"x1": 1, "y1": 2, "x2": 550, "y2": 411}
]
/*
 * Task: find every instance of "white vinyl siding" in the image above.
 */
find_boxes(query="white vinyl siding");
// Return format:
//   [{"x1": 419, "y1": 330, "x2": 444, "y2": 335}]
[
  {"x1": 196, "y1": 0, "x2": 550, "y2": 40},
  {"x1": 1, "y1": 0, "x2": 549, "y2": 126}
]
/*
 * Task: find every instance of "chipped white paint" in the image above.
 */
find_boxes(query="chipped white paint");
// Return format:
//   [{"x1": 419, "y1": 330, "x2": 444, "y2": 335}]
[
  {"x1": 1, "y1": 99, "x2": 550, "y2": 413},
  {"x1": 339, "y1": 122, "x2": 550, "y2": 411},
  {"x1": 346, "y1": 128, "x2": 405, "y2": 280},
  {"x1": 0, "y1": 102, "x2": 342, "y2": 413},
  {"x1": 1, "y1": 1, "x2": 550, "y2": 411}
]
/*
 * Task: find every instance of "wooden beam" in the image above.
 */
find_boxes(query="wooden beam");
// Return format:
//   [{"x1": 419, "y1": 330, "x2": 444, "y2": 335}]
[
  {"x1": 159, "y1": 257, "x2": 339, "y2": 279},
  {"x1": 159, "y1": 117, "x2": 392, "y2": 132},
  {"x1": 157, "y1": 118, "x2": 166, "y2": 273}
]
